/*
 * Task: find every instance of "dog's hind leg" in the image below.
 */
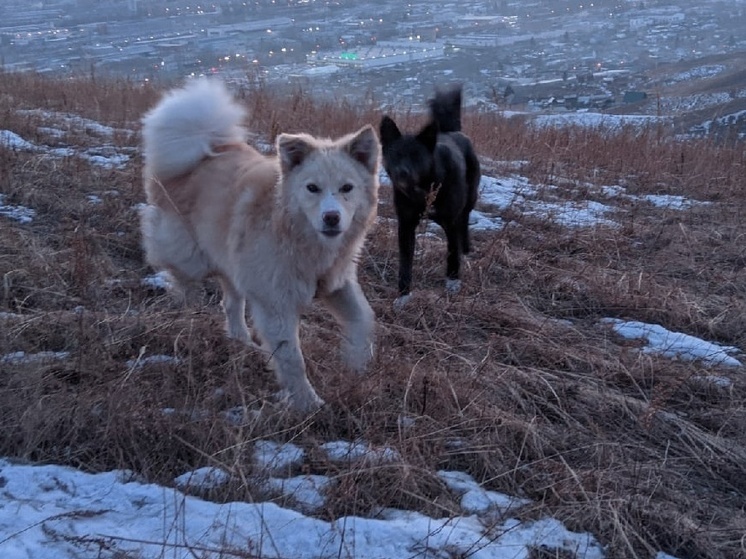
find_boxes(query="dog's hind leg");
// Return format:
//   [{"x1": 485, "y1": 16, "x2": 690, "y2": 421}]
[
  {"x1": 444, "y1": 223, "x2": 463, "y2": 294},
  {"x1": 322, "y1": 279, "x2": 375, "y2": 372},
  {"x1": 251, "y1": 302, "x2": 324, "y2": 412},
  {"x1": 141, "y1": 204, "x2": 211, "y2": 305},
  {"x1": 161, "y1": 270, "x2": 202, "y2": 308},
  {"x1": 460, "y1": 212, "x2": 472, "y2": 255}
]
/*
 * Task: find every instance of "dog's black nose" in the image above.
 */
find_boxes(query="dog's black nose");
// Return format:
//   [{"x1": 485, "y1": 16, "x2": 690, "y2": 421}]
[{"x1": 323, "y1": 211, "x2": 340, "y2": 227}]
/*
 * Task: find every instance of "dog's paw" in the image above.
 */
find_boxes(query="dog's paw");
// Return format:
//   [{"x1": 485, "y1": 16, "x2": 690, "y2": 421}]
[
  {"x1": 393, "y1": 293, "x2": 412, "y2": 311},
  {"x1": 342, "y1": 341, "x2": 374, "y2": 373},
  {"x1": 226, "y1": 326, "x2": 253, "y2": 345},
  {"x1": 274, "y1": 388, "x2": 326, "y2": 415},
  {"x1": 445, "y1": 279, "x2": 462, "y2": 294}
]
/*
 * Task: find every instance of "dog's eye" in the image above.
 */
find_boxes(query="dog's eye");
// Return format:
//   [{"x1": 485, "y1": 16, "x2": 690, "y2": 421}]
[
  {"x1": 340, "y1": 183, "x2": 353, "y2": 194},
  {"x1": 306, "y1": 183, "x2": 320, "y2": 193}
]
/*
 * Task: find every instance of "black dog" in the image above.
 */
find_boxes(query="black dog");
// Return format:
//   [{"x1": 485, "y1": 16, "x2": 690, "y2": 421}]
[{"x1": 379, "y1": 84, "x2": 480, "y2": 304}]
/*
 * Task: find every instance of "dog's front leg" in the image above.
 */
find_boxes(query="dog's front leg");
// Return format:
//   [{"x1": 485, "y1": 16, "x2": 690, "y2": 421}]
[
  {"x1": 251, "y1": 302, "x2": 324, "y2": 413},
  {"x1": 397, "y1": 218, "x2": 418, "y2": 297},
  {"x1": 219, "y1": 278, "x2": 253, "y2": 345},
  {"x1": 322, "y1": 279, "x2": 375, "y2": 372}
]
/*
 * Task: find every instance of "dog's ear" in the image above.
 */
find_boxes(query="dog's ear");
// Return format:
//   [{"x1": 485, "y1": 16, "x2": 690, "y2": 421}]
[
  {"x1": 379, "y1": 116, "x2": 401, "y2": 146},
  {"x1": 277, "y1": 134, "x2": 316, "y2": 174},
  {"x1": 417, "y1": 121, "x2": 438, "y2": 152},
  {"x1": 344, "y1": 125, "x2": 380, "y2": 174}
]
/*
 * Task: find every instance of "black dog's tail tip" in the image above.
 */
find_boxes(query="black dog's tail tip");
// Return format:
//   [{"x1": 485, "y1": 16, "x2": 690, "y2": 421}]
[{"x1": 428, "y1": 83, "x2": 463, "y2": 133}]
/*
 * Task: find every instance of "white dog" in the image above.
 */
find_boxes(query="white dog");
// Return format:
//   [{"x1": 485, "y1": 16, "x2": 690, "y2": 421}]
[{"x1": 140, "y1": 79, "x2": 380, "y2": 412}]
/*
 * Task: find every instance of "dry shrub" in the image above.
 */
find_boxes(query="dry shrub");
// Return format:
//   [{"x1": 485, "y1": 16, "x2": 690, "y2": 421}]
[{"x1": 1, "y1": 73, "x2": 745, "y2": 559}]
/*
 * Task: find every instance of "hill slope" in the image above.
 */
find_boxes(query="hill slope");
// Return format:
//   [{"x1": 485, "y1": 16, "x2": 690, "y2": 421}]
[{"x1": 0, "y1": 73, "x2": 745, "y2": 559}]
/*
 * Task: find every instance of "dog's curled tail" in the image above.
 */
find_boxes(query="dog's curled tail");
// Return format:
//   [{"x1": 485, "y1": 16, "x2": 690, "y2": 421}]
[
  {"x1": 141, "y1": 78, "x2": 247, "y2": 181},
  {"x1": 428, "y1": 83, "x2": 463, "y2": 133}
]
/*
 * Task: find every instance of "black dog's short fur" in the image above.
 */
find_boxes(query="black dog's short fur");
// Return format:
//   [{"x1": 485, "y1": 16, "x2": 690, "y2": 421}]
[{"x1": 380, "y1": 84, "x2": 480, "y2": 297}]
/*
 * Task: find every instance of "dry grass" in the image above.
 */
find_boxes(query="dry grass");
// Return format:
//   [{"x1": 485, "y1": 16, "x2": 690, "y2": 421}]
[{"x1": 1, "y1": 72, "x2": 745, "y2": 559}]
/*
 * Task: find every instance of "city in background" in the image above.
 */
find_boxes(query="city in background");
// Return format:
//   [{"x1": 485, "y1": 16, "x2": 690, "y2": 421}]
[{"x1": 2, "y1": 0, "x2": 746, "y2": 137}]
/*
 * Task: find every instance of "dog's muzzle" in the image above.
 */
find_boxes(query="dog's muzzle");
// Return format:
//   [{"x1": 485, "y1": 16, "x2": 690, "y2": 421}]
[{"x1": 321, "y1": 210, "x2": 342, "y2": 237}]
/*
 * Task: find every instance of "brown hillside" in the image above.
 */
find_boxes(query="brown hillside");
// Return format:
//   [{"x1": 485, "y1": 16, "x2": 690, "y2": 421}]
[{"x1": 1, "y1": 73, "x2": 745, "y2": 559}]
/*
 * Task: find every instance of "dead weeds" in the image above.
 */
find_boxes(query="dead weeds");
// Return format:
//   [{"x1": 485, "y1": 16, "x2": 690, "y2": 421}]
[{"x1": 0, "y1": 73, "x2": 745, "y2": 559}]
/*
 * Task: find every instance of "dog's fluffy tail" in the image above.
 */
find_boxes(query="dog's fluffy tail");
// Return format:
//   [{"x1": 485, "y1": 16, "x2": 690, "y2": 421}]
[
  {"x1": 141, "y1": 79, "x2": 247, "y2": 181},
  {"x1": 428, "y1": 84, "x2": 463, "y2": 133}
]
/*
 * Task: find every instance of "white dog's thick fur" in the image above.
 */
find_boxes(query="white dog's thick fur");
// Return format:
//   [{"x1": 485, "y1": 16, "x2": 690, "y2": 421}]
[{"x1": 140, "y1": 79, "x2": 380, "y2": 412}]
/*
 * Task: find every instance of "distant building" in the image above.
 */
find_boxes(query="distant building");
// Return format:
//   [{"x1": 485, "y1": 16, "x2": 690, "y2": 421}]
[
  {"x1": 205, "y1": 18, "x2": 294, "y2": 38},
  {"x1": 629, "y1": 11, "x2": 685, "y2": 29},
  {"x1": 307, "y1": 40, "x2": 445, "y2": 71},
  {"x1": 623, "y1": 91, "x2": 648, "y2": 104}
]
